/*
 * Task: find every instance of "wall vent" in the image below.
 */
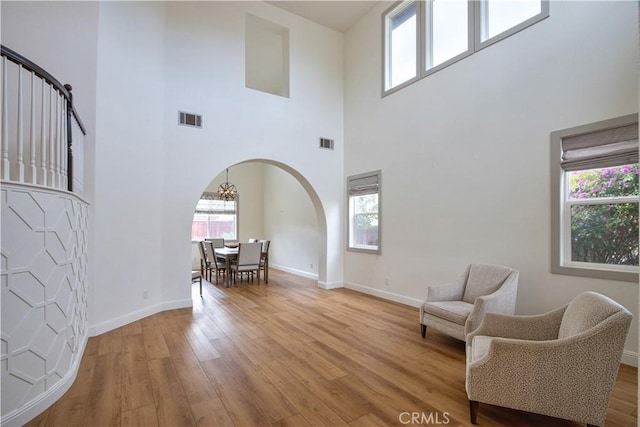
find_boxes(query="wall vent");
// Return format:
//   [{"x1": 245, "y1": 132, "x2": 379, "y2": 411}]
[
  {"x1": 319, "y1": 137, "x2": 334, "y2": 150},
  {"x1": 179, "y1": 111, "x2": 202, "y2": 128}
]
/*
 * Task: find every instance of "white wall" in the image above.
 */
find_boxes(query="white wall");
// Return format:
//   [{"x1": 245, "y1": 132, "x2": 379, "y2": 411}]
[
  {"x1": 263, "y1": 165, "x2": 320, "y2": 278},
  {"x1": 344, "y1": 1, "x2": 639, "y2": 361},
  {"x1": 88, "y1": 0, "x2": 344, "y2": 329},
  {"x1": 158, "y1": 1, "x2": 345, "y2": 300},
  {"x1": 91, "y1": 1, "x2": 170, "y2": 332}
]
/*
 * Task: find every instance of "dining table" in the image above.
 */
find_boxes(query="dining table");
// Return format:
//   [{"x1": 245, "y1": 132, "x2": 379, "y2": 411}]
[
  {"x1": 214, "y1": 247, "x2": 238, "y2": 286},
  {"x1": 214, "y1": 245, "x2": 269, "y2": 285}
]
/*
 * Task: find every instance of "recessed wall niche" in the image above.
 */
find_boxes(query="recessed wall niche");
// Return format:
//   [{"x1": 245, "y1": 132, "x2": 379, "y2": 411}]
[{"x1": 245, "y1": 14, "x2": 290, "y2": 98}]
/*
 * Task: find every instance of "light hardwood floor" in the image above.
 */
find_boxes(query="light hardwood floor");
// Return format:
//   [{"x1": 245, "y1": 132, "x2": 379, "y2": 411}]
[{"x1": 27, "y1": 269, "x2": 637, "y2": 426}]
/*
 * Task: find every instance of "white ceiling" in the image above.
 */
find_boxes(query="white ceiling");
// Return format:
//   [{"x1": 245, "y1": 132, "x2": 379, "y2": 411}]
[{"x1": 266, "y1": 1, "x2": 384, "y2": 33}]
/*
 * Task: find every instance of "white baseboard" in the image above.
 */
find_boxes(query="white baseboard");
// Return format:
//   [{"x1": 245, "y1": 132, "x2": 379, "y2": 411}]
[
  {"x1": 318, "y1": 280, "x2": 344, "y2": 290},
  {"x1": 89, "y1": 298, "x2": 193, "y2": 337},
  {"x1": 270, "y1": 263, "x2": 319, "y2": 280},
  {"x1": 343, "y1": 281, "x2": 422, "y2": 307},
  {"x1": 2, "y1": 335, "x2": 89, "y2": 426},
  {"x1": 344, "y1": 282, "x2": 639, "y2": 368},
  {"x1": 621, "y1": 350, "x2": 638, "y2": 367}
]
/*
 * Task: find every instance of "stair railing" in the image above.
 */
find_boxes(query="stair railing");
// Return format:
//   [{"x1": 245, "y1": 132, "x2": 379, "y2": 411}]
[{"x1": 1, "y1": 45, "x2": 86, "y2": 193}]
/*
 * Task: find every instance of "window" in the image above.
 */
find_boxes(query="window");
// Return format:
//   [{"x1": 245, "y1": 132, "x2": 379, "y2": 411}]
[
  {"x1": 192, "y1": 193, "x2": 238, "y2": 241},
  {"x1": 383, "y1": 0, "x2": 549, "y2": 94},
  {"x1": 348, "y1": 171, "x2": 381, "y2": 253},
  {"x1": 551, "y1": 114, "x2": 639, "y2": 282},
  {"x1": 384, "y1": 1, "x2": 418, "y2": 90}
]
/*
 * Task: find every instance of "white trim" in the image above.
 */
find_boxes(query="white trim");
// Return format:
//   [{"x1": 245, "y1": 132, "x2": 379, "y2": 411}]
[
  {"x1": 269, "y1": 263, "x2": 319, "y2": 280},
  {"x1": 621, "y1": 350, "x2": 638, "y2": 367},
  {"x1": 343, "y1": 281, "x2": 422, "y2": 308},
  {"x1": 317, "y1": 280, "x2": 344, "y2": 290},
  {"x1": 89, "y1": 298, "x2": 193, "y2": 337},
  {"x1": 1, "y1": 335, "x2": 89, "y2": 426}
]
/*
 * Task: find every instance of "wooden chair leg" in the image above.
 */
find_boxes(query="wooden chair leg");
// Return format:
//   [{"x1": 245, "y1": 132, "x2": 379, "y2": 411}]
[
  {"x1": 199, "y1": 276, "x2": 202, "y2": 296},
  {"x1": 469, "y1": 400, "x2": 479, "y2": 424},
  {"x1": 421, "y1": 324, "x2": 427, "y2": 338}
]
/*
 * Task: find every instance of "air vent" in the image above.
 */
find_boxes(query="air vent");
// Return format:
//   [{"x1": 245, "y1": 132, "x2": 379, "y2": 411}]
[
  {"x1": 178, "y1": 111, "x2": 202, "y2": 128},
  {"x1": 319, "y1": 137, "x2": 334, "y2": 150}
]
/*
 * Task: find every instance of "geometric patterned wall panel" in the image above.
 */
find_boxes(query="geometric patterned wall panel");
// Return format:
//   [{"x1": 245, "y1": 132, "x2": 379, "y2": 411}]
[{"x1": 1, "y1": 183, "x2": 88, "y2": 421}]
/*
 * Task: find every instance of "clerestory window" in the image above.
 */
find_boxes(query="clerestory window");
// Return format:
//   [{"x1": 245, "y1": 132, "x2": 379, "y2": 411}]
[{"x1": 383, "y1": 0, "x2": 549, "y2": 95}]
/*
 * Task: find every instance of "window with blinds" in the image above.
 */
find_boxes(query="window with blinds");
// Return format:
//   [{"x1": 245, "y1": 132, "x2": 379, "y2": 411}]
[
  {"x1": 192, "y1": 193, "x2": 238, "y2": 241},
  {"x1": 551, "y1": 114, "x2": 638, "y2": 282},
  {"x1": 347, "y1": 171, "x2": 381, "y2": 253}
]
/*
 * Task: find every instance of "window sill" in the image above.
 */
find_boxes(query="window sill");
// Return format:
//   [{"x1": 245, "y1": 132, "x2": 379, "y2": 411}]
[
  {"x1": 348, "y1": 246, "x2": 381, "y2": 255},
  {"x1": 551, "y1": 262, "x2": 638, "y2": 283}
]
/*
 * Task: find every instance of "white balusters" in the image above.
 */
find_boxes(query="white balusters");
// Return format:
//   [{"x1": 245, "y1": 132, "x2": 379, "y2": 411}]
[
  {"x1": 40, "y1": 79, "x2": 47, "y2": 186},
  {"x1": 1, "y1": 57, "x2": 8, "y2": 180},
  {"x1": 2, "y1": 47, "x2": 84, "y2": 192},
  {"x1": 16, "y1": 64, "x2": 24, "y2": 182},
  {"x1": 62, "y1": 98, "x2": 68, "y2": 190},
  {"x1": 48, "y1": 84, "x2": 55, "y2": 186},
  {"x1": 30, "y1": 71, "x2": 36, "y2": 184},
  {"x1": 54, "y1": 92, "x2": 61, "y2": 189}
]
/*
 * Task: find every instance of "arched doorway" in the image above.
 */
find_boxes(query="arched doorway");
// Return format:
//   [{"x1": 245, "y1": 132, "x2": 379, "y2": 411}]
[{"x1": 190, "y1": 159, "x2": 328, "y2": 287}]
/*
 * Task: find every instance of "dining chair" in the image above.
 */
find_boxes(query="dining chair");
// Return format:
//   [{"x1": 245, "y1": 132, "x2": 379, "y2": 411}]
[
  {"x1": 205, "y1": 241, "x2": 226, "y2": 284},
  {"x1": 197, "y1": 241, "x2": 212, "y2": 281},
  {"x1": 259, "y1": 239, "x2": 270, "y2": 283},
  {"x1": 206, "y1": 238, "x2": 225, "y2": 248},
  {"x1": 192, "y1": 269, "x2": 202, "y2": 296},
  {"x1": 230, "y1": 242, "x2": 262, "y2": 284},
  {"x1": 248, "y1": 238, "x2": 258, "y2": 243}
]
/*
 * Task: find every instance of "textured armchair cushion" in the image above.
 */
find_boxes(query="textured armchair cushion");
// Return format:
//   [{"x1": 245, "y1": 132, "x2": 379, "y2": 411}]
[
  {"x1": 462, "y1": 264, "x2": 513, "y2": 304},
  {"x1": 424, "y1": 301, "x2": 474, "y2": 326},
  {"x1": 469, "y1": 335, "x2": 492, "y2": 362},
  {"x1": 558, "y1": 291, "x2": 625, "y2": 339}
]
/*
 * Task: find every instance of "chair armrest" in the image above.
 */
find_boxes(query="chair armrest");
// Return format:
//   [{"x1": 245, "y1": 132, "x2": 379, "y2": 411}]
[
  {"x1": 467, "y1": 305, "x2": 567, "y2": 343},
  {"x1": 425, "y1": 266, "x2": 469, "y2": 302},
  {"x1": 465, "y1": 272, "x2": 518, "y2": 335},
  {"x1": 425, "y1": 282, "x2": 465, "y2": 302}
]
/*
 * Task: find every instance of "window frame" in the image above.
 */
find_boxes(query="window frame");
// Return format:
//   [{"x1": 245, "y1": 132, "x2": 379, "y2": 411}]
[
  {"x1": 191, "y1": 192, "x2": 240, "y2": 242},
  {"x1": 550, "y1": 114, "x2": 639, "y2": 283},
  {"x1": 382, "y1": 0, "x2": 549, "y2": 96},
  {"x1": 383, "y1": 0, "x2": 420, "y2": 94},
  {"x1": 347, "y1": 170, "x2": 382, "y2": 254}
]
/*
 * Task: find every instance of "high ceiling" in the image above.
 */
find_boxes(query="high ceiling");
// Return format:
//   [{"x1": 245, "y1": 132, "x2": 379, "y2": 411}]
[{"x1": 266, "y1": 1, "x2": 384, "y2": 33}]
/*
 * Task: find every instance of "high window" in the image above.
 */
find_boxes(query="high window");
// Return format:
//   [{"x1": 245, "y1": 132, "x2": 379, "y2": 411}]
[
  {"x1": 551, "y1": 115, "x2": 639, "y2": 282},
  {"x1": 348, "y1": 171, "x2": 381, "y2": 254},
  {"x1": 192, "y1": 193, "x2": 238, "y2": 241},
  {"x1": 383, "y1": 0, "x2": 548, "y2": 94}
]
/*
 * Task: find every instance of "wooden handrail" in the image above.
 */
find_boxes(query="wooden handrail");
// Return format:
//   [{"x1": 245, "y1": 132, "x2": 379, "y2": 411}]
[
  {"x1": 1, "y1": 45, "x2": 86, "y2": 135},
  {"x1": 1, "y1": 44, "x2": 86, "y2": 192}
]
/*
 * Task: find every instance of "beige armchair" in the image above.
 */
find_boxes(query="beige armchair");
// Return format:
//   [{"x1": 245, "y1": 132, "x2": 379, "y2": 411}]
[
  {"x1": 466, "y1": 291, "x2": 632, "y2": 427},
  {"x1": 420, "y1": 264, "x2": 519, "y2": 341}
]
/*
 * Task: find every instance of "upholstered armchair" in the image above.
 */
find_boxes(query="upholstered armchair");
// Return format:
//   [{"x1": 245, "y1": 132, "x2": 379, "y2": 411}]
[
  {"x1": 466, "y1": 291, "x2": 632, "y2": 427},
  {"x1": 420, "y1": 264, "x2": 519, "y2": 341}
]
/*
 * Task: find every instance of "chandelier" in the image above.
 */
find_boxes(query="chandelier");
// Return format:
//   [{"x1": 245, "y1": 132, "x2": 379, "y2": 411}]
[{"x1": 217, "y1": 168, "x2": 237, "y2": 201}]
